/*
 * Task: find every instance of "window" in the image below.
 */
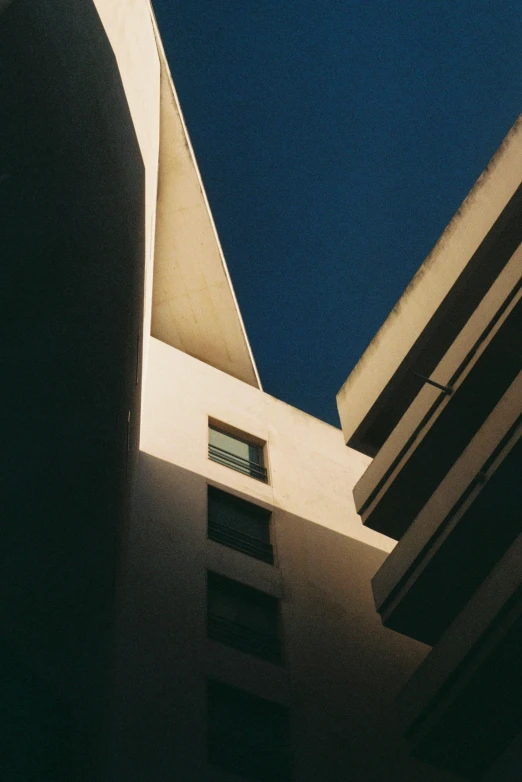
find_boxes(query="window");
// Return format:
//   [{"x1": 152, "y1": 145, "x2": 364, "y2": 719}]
[
  {"x1": 208, "y1": 424, "x2": 267, "y2": 482},
  {"x1": 207, "y1": 486, "x2": 273, "y2": 564},
  {"x1": 207, "y1": 572, "x2": 281, "y2": 664},
  {"x1": 207, "y1": 680, "x2": 291, "y2": 781}
]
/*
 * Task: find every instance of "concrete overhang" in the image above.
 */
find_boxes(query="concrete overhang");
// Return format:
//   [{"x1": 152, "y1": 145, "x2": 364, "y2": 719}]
[
  {"x1": 396, "y1": 532, "x2": 522, "y2": 779},
  {"x1": 150, "y1": 16, "x2": 261, "y2": 389},
  {"x1": 354, "y1": 245, "x2": 522, "y2": 539},
  {"x1": 337, "y1": 115, "x2": 522, "y2": 456},
  {"x1": 371, "y1": 368, "x2": 522, "y2": 645}
]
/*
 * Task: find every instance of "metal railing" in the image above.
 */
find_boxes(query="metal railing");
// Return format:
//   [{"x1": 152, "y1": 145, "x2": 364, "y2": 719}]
[
  {"x1": 208, "y1": 613, "x2": 281, "y2": 663},
  {"x1": 208, "y1": 519, "x2": 274, "y2": 564},
  {"x1": 208, "y1": 443, "x2": 268, "y2": 482}
]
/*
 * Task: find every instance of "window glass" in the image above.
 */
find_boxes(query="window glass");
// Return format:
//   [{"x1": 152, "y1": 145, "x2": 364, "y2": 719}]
[
  {"x1": 207, "y1": 572, "x2": 281, "y2": 663},
  {"x1": 208, "y1": 425, "x2": 267, "y2": 482},
  {"x1": 209, "y1": 427, "x2": 261, "y2": 465},
  {"x1": 208, "y1": 487, "x2": 270, "y2": 538},
  {"x1": 207, "y1": 487, "x2": 274, "y2": 563},
  {"x1": 208, "y1": 573, "x2": 278, "y2": 636}
]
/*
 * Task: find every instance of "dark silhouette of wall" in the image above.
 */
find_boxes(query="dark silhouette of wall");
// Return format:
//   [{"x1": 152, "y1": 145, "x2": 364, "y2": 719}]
[{"x1": 0, "y1": 1, "x2": 145, "y2": 777}]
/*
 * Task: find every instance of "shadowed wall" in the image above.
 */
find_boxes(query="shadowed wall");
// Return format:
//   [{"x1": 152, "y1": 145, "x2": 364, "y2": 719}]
[
  {"x1": 0, "y1": 1, "x2": 145, "y2": 777},
  {"x1": 113, "y1": 453, "x2": 459, "y2": 781}
]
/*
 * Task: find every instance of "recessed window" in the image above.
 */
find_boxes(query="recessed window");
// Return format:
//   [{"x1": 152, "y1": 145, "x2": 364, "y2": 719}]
[
  {"x1": 208, "y1": 424, "x2": 267, "y2": 482},
  {"x1": 207, "y1": 572, "x2": 281, "y2": 664},
  {"x1": 207, "y1": 680, "x2": 291, "y2": 781},
  {"x1": 208, "y1": 486, "x2": 273, "y2": 564}
]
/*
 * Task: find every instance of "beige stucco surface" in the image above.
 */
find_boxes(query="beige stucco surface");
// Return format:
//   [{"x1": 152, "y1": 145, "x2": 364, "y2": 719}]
[
  {"x1": 337, "y1": 116, "x2": 522, "y2": 446},
  {"x1": 140, "y1": 337, "x2": 394, "y2": 551}
]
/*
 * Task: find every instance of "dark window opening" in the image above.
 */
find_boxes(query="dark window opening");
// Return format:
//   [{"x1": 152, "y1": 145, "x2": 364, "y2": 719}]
[
  {"x1": 207, "y1": 572, "x2": 281, "y2": 664},
  {"x1": 207, "y1": 680, "x2": 291, "y2": 781},
  {"x1": 208, "y1": 486, "x2": 273, "y2": 564}
]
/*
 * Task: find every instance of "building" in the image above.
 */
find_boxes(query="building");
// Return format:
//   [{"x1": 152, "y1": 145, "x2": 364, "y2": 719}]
[
  {"x1": 2, "y1": 1, "x2": 515, "y2": 781},
  {"x1": 112, "y1": 339, "x2": 457, "y2": 781},
  {"x1": 337, "y1": 117, "x2": 522, "y2": 780}
]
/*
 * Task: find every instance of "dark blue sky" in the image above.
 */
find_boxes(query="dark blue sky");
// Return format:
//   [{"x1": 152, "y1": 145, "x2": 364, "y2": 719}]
[{"x1": 152, "y1": 1, "x2": 522, "y2": 427}]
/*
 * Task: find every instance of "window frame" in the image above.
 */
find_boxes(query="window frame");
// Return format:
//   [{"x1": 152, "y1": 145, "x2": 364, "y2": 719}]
[
  {"x1": 206, "y1": 571, "x2": 282, "y2": 664},
  {"x1": 207, "y1": 485, "x2": 274, "y2": 564},
  {"x1": 208, "y1": 419, "x2": 268, "y2": 483}
]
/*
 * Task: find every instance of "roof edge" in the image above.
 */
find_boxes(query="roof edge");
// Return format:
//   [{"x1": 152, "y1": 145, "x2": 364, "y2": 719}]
[{"x1": 337, "y1": 114, "x2": 522, "y2": 454}]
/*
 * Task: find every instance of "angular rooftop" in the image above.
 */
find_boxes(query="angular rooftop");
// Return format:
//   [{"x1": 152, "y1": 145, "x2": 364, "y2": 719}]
[{"x1": 337, "y1": 115, "x2": 522, "y2": 456}]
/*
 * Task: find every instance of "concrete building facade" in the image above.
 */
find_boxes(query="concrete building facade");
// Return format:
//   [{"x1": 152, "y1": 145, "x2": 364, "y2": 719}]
[
  {"x1": 338, "y1": 118, "x2": 522, "y2": 780},
  {"x1": 112, "y1": 338, "x2": 461, "y2": 781},
  {"x1": 3, "y1": 1, "x2": 516, "y2": 780}
]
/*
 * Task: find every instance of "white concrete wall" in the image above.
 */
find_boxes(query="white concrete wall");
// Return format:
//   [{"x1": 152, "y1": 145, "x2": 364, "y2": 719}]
[
  {"x1": 141, "y1": 337, "x2": 395, "y2": 552},
  {"x1": 150, "y1": 46, "x2": 261, "y2": 390},
  {"x1": 112, "y1": 337, "x2": 462, "y2": 780},
  {"x1": 91, "y1": 1, "x2": 260, "y2": 393},
  {"x1": 92, "y1": 0, "x2": 161, "y2": 374},
  {"x1": 337, "y1": 115, "x2": 522, "y2": 450}
]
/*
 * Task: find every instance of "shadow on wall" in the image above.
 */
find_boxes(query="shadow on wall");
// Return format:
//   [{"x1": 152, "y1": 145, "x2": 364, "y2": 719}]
[
  {"x1": 112, "y1": 452, "x2": 454, "y2": 782},
  {"x1": 0, "y1": 1, "x2": 145, "y2": 779}
]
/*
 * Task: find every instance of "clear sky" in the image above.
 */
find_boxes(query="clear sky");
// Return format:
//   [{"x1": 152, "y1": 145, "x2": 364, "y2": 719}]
[{"x1": 152, "y1": 1, "x2": 522, "y2": 427}]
